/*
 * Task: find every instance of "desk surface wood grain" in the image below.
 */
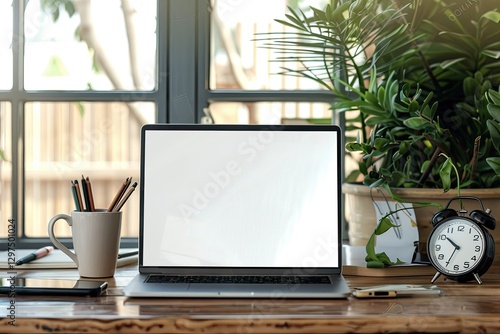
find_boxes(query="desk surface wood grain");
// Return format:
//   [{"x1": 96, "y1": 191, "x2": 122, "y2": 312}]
[{"x1": 2, "y1": 253, "x2": 500, "y2": 333}]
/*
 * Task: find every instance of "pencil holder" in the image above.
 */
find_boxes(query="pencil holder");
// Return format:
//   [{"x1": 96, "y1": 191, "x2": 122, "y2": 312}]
[{"x1": 48, "y1": 210, "x2": 122, "y2": 278}]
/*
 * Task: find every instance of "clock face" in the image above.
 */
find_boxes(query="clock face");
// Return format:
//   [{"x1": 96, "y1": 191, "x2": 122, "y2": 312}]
[{"x1": 428, "y1": 217, "x2": 486, "y2": 276}]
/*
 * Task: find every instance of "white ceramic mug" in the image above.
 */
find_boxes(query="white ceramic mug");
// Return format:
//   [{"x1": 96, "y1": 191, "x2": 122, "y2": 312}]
[{"x1": 48, "y1": 209, "x2": 122, "y2": 278}]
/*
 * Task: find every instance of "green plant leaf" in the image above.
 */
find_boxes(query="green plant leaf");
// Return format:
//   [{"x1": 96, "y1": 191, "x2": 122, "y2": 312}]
[
  {"x1": 345, "y1": 170, "x2": 361, "y2": 183},
  {"x1": 324, "y1": 2, "x2": 351, "y2": 24},
  {"x1": 345, "y1": 142, "x2": 372, "y2": 154},
  {"x1": 440, "y1": 57, "x2": 466, "y2": 69},
  {"x1": 375, "y1": 217, "x2": 400, "y2": 235},
  {"x1": 421, "y1": 91, "x2": 434, "y2": 109},
  {"x1": 486, "y1": 157, "x2": 500, "y2": 176},
  {"x1": 373, "y1": 252, "x2": 404, "y2": 266},
  {"x1": 487, "y1": 120, "x2": 500, "y2": 152},
  {"x1": 384, "y1": 76, "x2": 399, "y2": 112},
  {"x1": 399, "y1": 141, "x2": 408, "y2": 155},
  {"x1": 388, "y1": 171, "x2": 407, "y2": 187},
  {"x1": 463, "y1": 77, "x2": 479, "y2": 97},
  {"x1": 482, "y1": 50, "x2": 500, "y2": 60},
  {"x1": 482, "y1": 11, "x2": 500, "y2": 24},
  {"x1": 365, "y1": 233, "x2": 378, "y2": 262},
  {"x1": 364, "y1": 90, "x2": 379, "y2": 105},
  {"x1": 64, "y1": 1, "x2": 75, "y2": 17},
  {"x1": 359, "y1": 161, "x2": 368, "y2": 175},
  {"x1": 377, "y1": 86, "x2": 386, "y2": 109},
  {"x1": 359, "y1": 104, "x2": 386, "y2": 116},
  {"x1": 421, "y1": 105, "x2": 434, "y2": 120},
  {"x1": 408, "y1": 100, "x2": 420, "y2": 114},
  {"x1": 439, "y1": 157, "x2": 454, "y2": 193},
  {"x1": 0, "y1": 149, "x2": 8, "y2": 161},
  {"x1": 487, "y1": 104, "x2": 500, "y2": 122},
  {"x1": 365, "y1": 251, "x2": 403, "y2": 267},
  {"x1": 403, "y1": 117, "x2": 428, "y2": 130},
  {"x1": 489, "y1": 89, "x2": 500, "y2": 103},
  {"x1": 366, "y1": 260, "x2": 385, "y2": 268},
  {"x1": 374, "y1": 138, "x2": 390, "y2": 151},
  {"x1": 77, "y1": 102, "x2": 84, "y2": 117},
  {"x1": 365, "y1": 116, "x2": 392, "y2": 126}
]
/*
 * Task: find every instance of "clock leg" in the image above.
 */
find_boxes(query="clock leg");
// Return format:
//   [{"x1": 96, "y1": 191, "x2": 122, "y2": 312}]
[
  {"x1": 431, "y1": 272, "x2": 441, "y2": 283},
  {"x1": 473, "y1": 273, "x2": 483, "y2": 285}
]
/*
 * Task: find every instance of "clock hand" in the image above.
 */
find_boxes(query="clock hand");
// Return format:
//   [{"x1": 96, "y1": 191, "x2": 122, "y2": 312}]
[
  {"x1": 445, "y1": 247, "x2": 458, "y2": 267},
  {"x1": 444, "y1": 237, "x2": 461, "y2": 267},
  {"x1": 446, "y1": 237, "x2": 461, "y2": 250}
]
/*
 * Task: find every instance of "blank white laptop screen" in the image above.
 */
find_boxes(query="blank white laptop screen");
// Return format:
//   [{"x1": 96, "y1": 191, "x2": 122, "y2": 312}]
[{"x1": 142, "y1": 127, "x2": 340, "y2": 269}]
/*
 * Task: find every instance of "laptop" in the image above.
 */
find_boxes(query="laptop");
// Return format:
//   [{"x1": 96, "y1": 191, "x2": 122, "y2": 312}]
[{"x1": 124, "y1": 123, "x2": 349, "y2": 298}]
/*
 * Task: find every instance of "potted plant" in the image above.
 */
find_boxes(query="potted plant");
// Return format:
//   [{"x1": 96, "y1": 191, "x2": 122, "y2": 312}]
[{"x1": 257, "y1": 0, "x2": 500, "y2": 265}]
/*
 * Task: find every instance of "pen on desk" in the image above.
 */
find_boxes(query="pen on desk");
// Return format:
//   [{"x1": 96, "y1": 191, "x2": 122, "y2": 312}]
[
  {"x1": 81, "y1": 175, "x2": 91, "y2": 212},
  {"x1": 16, "y1": 246, "x2": 54, "y2": 265},
  {"x1": 107, "y1": 177, "x2": 131, "y2": 212},
  {"x1": 117, "y1": 250, "x2": 139, "y2": 259},
  {"x1": 113, "y1": 182, "x2": 138, "y2": 212},
  {"x1": 85, "y1": 176, "x2": 95, "y2": 212},
  {"x1": 71, "y1": 181, "x2": 82, "y2": 211}
]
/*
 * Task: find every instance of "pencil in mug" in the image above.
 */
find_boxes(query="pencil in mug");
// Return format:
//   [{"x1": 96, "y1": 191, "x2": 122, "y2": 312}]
[
  {"x1": 73, "y1": 180, "x2": 85, "y2": 211},
  {"x1": 85, "y1": 176, "x2": 96, "y2": 212},
  {"x1": 113, "y1": 182, "x2": 138, "y2": 212},
  {"x1": 80, "y1": 175, "x2": 92, "y2": 212},
  {"x1": 71, "y1": 181, "x2": 82, "y2": 211},
  {"x1": 107, "y1": 177, "x2": 132, "y2": 212}
]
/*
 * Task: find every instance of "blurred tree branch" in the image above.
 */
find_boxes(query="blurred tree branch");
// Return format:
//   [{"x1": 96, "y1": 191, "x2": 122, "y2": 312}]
[{"x1": 42, "y1": 0, "x2": 149, "y2": 125}]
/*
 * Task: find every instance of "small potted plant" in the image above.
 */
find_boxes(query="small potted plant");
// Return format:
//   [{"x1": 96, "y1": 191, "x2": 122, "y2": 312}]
[{"x1": 258, "y1": 0, "x2": 500, "y2": 265}]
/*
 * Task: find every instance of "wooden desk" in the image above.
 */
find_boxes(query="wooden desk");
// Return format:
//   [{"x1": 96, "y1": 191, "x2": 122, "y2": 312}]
[{"x1": 2, "y1": 263, "x2": 500, "y2": 333}]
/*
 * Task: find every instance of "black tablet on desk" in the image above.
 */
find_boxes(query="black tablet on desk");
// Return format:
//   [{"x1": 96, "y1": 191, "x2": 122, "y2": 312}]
[{"x1": 0, "y1": 278, "x2": 108, "y2": 296}]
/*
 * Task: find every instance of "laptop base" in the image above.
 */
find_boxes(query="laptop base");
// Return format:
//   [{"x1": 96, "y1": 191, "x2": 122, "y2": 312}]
[{"x1": 124, "y1": 273, "x2": 349, "y2": 298}]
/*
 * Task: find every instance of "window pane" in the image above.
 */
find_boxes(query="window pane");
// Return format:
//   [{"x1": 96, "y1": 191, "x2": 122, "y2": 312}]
[
  {"x1": 209, "y1": 102, "x2": 331, "y2": 124},
  {"x1": 210, "y1": 0, "x2": 329, "y2": 90},
  {"x1": 24, "y1": 102, "x2": 155, "y2": 237},
  {"x1": 0, "y1": 102, "x2": 12, "y2": 238},
  {"x1": 24, "y1": 0, "x2": 157, "y2": 91},
  {"x1": 0, "y1": 2, "x2": 13, "y2": 90}
]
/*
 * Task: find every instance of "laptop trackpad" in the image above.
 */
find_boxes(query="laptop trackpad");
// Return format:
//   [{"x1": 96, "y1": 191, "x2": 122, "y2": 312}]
[
  {"x1": 150, "y1": 283, "x2": 190, "y2": 293},
  {"x1": 188, "y1": 284, "x2": 294, "y2": 297}
]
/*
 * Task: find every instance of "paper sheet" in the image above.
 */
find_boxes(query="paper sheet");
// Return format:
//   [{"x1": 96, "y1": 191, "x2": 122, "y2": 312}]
[{"x1": 0, "y1": 248, "x2": 138, "y2": 269}]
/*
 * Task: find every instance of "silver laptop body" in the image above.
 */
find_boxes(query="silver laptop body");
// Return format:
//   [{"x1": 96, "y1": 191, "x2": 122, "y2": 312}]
[{"x1": 124, "y1": 124, "x2": 349, "y2": 298}]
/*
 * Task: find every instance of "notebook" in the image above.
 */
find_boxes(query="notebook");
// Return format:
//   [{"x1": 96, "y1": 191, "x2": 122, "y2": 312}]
[
  {"x1": 0, "y1": 249, "x2": 138, "y2": 269},
  {"x1": 124, "y1": 124, "x2": 349, "y2": 298}
]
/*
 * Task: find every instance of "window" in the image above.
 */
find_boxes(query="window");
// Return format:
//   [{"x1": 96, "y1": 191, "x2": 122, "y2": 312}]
[
  {"x1": 1, "y1": 0, "x2": 346, "y2": 248},
  {"x1": 1, "y1": 0, "x2": 159, "y2": 247},
  {"x1": 207, "y1": 0, "x2": 335, "y2": 125}
]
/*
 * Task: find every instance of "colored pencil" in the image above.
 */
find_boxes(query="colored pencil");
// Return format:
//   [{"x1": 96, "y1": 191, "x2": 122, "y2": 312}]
[
  {"x1": 71, "y1": 181, "x2": 82, "y2": 211},
  {"x1": 107, "y1": 177, "x2": 131, "y2": 212},
  {"x1": 113, "y1": 182, "x2": 138, "y2": 212},
  {"x1": 81, "y1": 175, "x2": 91, "y2": 211},
  {"x1": 73, "y1": 180, "x2": 85, "y2": 211},
  {"x1": 85, "y1": 176, "x2": 95, "y2": 212}
]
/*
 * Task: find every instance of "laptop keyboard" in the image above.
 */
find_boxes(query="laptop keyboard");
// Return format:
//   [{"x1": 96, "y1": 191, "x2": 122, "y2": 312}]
[{"x1": 146, "y1": 275, "x2": 332, "y2": 284}]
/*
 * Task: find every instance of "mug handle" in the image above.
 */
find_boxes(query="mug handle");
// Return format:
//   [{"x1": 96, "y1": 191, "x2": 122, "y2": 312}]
[{"x1": 48, "y1": 214, "x2": 78, "y2": 266}]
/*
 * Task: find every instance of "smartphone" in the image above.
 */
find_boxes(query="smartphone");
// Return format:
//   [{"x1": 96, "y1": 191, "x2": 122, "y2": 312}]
[
  {"x1": 0, "y1": 278, "x2": 108, "y2": 296},
  {"x1": 352, "y1": 284, "x2": 442, "y2": 298}
]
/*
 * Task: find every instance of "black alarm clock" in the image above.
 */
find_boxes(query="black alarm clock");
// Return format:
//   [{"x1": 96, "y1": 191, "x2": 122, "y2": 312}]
[{"x1": 426, "y1": 196, "x2": 496, "y2": 284}]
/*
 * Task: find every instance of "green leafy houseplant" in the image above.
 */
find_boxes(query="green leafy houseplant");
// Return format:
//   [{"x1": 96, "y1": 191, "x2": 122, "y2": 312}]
[{"x1": 258, "y1": 0, "x2": 500, "y2": 266}]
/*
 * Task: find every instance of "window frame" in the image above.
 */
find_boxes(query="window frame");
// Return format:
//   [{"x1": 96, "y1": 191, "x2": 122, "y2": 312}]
[
  {"x1": 1, "y1": 0, "x2": 346, "y2": 249},
  {"x1": 2, "y1": 0, "x2": 167, "y2": 249}
]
